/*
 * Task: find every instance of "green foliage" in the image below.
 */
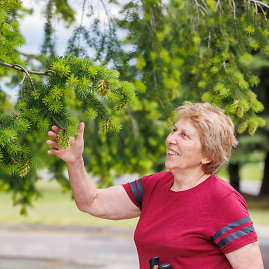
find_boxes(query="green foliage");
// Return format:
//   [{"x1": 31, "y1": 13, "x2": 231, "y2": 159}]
[
  {"x1": 0, "y1": 0, "x2": 25, "y2": 71},
  {"x1": 71, "y1": 0, "x2": 269, "y2": 189},
  {"x1": 1, "y1": 54, "x2": 137, "y2": 178},
  {"x1": 53, "y1": 0, "x2": 75, "y2": 25},
  {"x1": 1, "y1": 0, "x2": 269, "y2": 208},
  {"x1": 108, "y1": 0, "x2": 269, "y2": 137},
  {"x1": 41, "y1": 0, "x2": 56, "y2": 57}
]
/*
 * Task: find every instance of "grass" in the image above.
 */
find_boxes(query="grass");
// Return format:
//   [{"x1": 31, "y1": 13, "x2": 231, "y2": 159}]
[
  {"x1": 0, "y1": 161, "x2": 268, "y2": 228},
  {"x1": 240, "y1": 163, "x2": 264, "y2": 182},
  {"x1": 244, "y1": 195, "x2": 269, "y2": 226},
  {"x1": 0, "y1": 180, "x2": 138, "y2": 228},
  {"x1": 217, "y1": 163, "x2": 269, "y2": 226},
  {"x1": 216, "y1": 162, "x2": 264, "y2": 181}
]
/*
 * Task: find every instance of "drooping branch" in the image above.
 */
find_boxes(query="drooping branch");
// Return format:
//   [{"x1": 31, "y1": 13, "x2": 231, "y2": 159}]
[
  {"x1": 12, "y1": 64, "x2": 35, "y2": 90},
  {"x1": 15, "y1": 49, "x2": 41, "y2": 60},
  {"x1": 100, "y1": 0, "x2": 113, "y2": 37},
  {"x1": 0, "y1": 61, "x2": 53, "y2": 76},
  {"x1": 77, "y1": 0, "x2": 87, "y2": 56},
  {"x1": 42, "y1": 0, "x2": 56, "y2": 57},
  {"x1": 193, "y1": 0, "x2": 210, "y2": 16},
  {"x1": 249, "y1": 0, "x2": 269, "y2": 9}
]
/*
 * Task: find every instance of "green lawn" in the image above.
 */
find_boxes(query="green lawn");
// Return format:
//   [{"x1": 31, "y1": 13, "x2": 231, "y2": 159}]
[
  {"x1": 0, "y1": 169, "x2": 268, "y2": 228},
  {"x1": 216, "y1": 163, "x2": 269, "y2": 226},
  {"x1": 245, "y1": 196, "x2": 269, "y2": 226},
  {"x1": 0, "y1": 180, "x2": 138, "y2": 228},
  {"x1": 216, "y1": 162, "x2": 264, "y2": 181}
]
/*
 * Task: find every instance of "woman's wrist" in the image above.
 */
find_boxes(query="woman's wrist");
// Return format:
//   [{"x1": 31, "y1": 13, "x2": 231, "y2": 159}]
[{"x1": 66, "y1": 155, "x2": 84, "y2": 168}]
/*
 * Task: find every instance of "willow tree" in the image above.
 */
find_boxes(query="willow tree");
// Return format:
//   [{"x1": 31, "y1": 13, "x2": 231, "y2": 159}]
[
  {"x1": 1, "y1": 0, "x2": 269, "y2": 212},
  {"x1": 73, "y1": 0, "x2": 269, "y2": 191},
  {"x1": 74, "y1": 0, "x2": 269, "y2": 193},
  {"x1": 0, "y1": 0, "x2": 137, "y2": 212}
]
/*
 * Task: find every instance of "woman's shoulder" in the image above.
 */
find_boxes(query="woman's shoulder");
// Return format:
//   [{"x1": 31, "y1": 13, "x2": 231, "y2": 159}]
[
  {"x1": 142, "y1": 170, "x2": 172, "y2": 181},
  {"x1": 208, "y1": 174, "x2": 245, "y2": 202},
  {"x1": 141, "y1": 170, "x2": 173, "y2": 188}
]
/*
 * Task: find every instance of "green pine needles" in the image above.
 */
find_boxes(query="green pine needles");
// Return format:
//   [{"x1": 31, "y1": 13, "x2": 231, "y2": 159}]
[
  {"x1": 1, "y1": 54, "x2": 137, "y2": 177},
  {"x1": 0, "y1": 0, "x2": 26, "y2": 75},
  {"x1": 119, "y1": 0, "x2": 268, "y2": 135}
]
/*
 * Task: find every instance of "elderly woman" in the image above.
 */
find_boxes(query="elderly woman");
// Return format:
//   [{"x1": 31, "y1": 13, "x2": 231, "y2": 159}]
[{"x1": 47, "y1": 102, "x2": 264, "y2": 269}]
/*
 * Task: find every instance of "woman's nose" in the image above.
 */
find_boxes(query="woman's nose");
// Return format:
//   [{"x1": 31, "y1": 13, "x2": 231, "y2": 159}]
[{"x1": 167, "y1": 133, "x2": 177, "y2": 144}]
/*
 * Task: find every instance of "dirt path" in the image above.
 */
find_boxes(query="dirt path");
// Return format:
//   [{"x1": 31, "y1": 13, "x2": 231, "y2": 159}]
[
  {"x1": 0, "y1": 224, "x2": 268, "y2": 269},
  {"x1": 0, "y1": 225, "x2": 138, "y2": 269}
]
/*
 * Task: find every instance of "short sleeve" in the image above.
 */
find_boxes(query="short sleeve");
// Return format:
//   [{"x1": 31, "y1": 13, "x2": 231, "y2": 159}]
[
  {"x1": 209, "y1": 191, "x2": 258, "y2": 254},
  {"x1": 122, "y1": 179, "x2": 143, "y2": 209},
  {"x1": 122, "y1": 173, "x2": 159, "y2": 209}
]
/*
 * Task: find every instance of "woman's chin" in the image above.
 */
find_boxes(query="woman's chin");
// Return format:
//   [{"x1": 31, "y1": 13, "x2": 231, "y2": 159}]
[{"x1": 165, "y1": 160, "x2": 174, "y2": 170}]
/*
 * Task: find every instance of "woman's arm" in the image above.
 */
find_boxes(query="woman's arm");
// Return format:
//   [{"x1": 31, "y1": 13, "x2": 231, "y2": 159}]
[
  {"x1": 225, "y1": 242, "x2": 264, "y2": 269},
  {"x1": 47, "y1": 122, "x2": 140, "y2": 220}
]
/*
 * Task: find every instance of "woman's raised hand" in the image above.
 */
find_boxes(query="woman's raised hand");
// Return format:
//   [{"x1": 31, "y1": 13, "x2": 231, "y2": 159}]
[{"x1": 47, "y1": 122, "x2": 85, "y2": 165}]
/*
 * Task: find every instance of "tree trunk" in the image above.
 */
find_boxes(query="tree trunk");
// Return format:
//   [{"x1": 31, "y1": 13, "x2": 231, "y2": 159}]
[
  {"x1": 228, "y1": 163, "x2": 240, "y2": 192},
  {"x1": 259, "y1": 151, "x2": 269, "y2": 196}
]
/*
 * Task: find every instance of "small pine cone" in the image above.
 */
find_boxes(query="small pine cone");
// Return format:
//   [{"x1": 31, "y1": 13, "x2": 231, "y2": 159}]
[
  {"x1": 57, "y1": 129, "x2": 71, "y2": 149},
  {"x1": 97, "y1": 79, "x2": 109, "y2": 97},
  {"x1": 19, "y1": 160, "x2": 30, "y2": 177},
  {"x1": 99, "y1": 119, "x2": 111, "y2": 135}
]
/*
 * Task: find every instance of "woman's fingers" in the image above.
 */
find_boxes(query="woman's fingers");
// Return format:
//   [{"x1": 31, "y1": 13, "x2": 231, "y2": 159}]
[
  {"x1": 47, "y1": 140, "x2": 59, "y2": 149},
  {"x1": 48, "y1": 126, "x2": 60, "y2": 157},
  {"x1": 77, "y1": 122, "x2": 85, "y2": 141},
  {"x1": 47, "y1": 123, "x2": 85, "y2": 159},
  {"x1": 48, "y1": 131, "x2": 57, "y2": 140},
  {"x1": 47, "y1": 149, "x2": 59, "y2": 155},
  {"x1": 49, "y1": 124, "x2": 85, "y2": 142},
  {"x1": 52, "y1": 126, "x2": 58, "y2": 132}
]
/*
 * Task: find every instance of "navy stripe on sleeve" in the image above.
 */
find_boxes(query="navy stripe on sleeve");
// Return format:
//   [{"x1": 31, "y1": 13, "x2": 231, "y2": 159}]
[
  {"x1": 209, "y1": 216, "x2": 251, "y2": 242},
  {"x1": 216, "y1": 225, "x2": 255, "y2": 248},
  {"x1": 137, "y1": 178, "x2": 143, "y2": 204},
  {"x1": 130, "y1": 179, "x2": 143, "y2": 210}
]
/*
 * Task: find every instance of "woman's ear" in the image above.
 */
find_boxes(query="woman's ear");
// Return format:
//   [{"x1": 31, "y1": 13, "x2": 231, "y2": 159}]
[{"x1": 201, "y1": 156, "x2": 212, "y2": 165}]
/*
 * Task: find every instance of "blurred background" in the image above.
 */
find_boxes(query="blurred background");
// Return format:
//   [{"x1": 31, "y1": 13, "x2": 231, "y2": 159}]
[{"x1": 0, "y1": 0, "x2": 269, "y2": 268}]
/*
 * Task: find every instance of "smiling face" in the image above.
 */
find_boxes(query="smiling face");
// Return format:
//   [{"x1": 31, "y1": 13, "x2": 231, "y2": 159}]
[{"x1": 165, "y1": 118, "x2": 210, "y2": 174}]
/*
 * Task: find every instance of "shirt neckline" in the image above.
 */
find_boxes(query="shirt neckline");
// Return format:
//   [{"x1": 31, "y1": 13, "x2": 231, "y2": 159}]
[{"x1": 167, "y1": 173, "x2": 214, "y2": 194}]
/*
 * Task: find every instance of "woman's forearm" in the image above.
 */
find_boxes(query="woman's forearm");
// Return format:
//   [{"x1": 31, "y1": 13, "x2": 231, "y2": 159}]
[
  {"x1": 47, "y1": 123, "x2": 140, "y2": 220},
  {"x1": 67, "y1": 156, "x2": 97, "y2": 213}
]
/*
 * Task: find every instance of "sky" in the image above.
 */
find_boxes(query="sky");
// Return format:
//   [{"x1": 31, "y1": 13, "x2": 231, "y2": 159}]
[
  {"x1": 2, "y1": 0, "x2": 122, "y2": 102},
  {"x1": 19, "y1": 0, "x2": 120, "y2": 55},
  {"x1": 19, "y1": 0, "x2": 69, "y2": 55}
]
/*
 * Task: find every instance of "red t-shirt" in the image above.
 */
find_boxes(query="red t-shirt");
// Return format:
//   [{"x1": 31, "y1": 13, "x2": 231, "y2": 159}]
[{"x1": 122, "y1": 171, "x2": 257, "y2": 269}]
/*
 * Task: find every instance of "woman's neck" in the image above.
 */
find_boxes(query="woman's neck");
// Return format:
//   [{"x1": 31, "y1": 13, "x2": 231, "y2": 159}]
[{"x1": 170, "y1": 168, "x2": 211, "y2": 192}]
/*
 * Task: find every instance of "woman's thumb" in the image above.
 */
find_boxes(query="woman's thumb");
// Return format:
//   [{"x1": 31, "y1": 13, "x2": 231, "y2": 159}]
[{"x1": 77, "y1": 122, "x2": 85, "y2": 140}]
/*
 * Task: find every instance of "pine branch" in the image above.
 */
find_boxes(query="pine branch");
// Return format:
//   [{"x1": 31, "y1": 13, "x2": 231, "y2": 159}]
[
  {"x1": 193, "y1": 0, "x2": 209, "y2": 16},
  {"x1": 0, "y1": 61, "x2": 53, "y2": 76},
  {"x1": 231, "y1": 0, "x2": 236, "y2": 18},
  {"x1": 249, "y1": 0, "x2": 269, "y2": 9},
  {"x1": 100, "y1": 0, "x2": 113, "y2": 37},
  {"x1": 12, "y1": 64, "x2": 35, "y2": 90},
  {"x1": 50, "y1": 114, "x2": 65, "y2": 130},
  {"x1": 15, "y1": 49, "x2": 41, "y2": 60}
]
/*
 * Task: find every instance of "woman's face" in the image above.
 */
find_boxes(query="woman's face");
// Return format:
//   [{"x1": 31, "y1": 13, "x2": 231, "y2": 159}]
[{"x1": 165, "y1": 118, "x2": 209, "y2": 173}]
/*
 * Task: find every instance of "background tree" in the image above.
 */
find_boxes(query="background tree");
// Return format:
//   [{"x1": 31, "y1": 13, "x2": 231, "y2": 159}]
[
  {"x1": 251, "y1": 57, "x2": 269, "y2": 196},
  {"x1": 227, "y1": 55, "x2": 269, "y2": 195},
  {"x1": 0, "y1": 0, "x2": 137, "y2": 212},
  {"x1": 1, "y1": 0, "x2": 269, "y2": 212},
  {"x1": 79, "y1": 0, "x2": 269, "y2": 193}
]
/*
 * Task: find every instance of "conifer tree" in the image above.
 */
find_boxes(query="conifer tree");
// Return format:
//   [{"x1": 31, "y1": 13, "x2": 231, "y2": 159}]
[
  {"x1": 1, "y1": 0, "x2": 269, "y2": 211},
  {"x1": 0, "y1": 0, "x2": 137, "y2": 211},
  {"x1": 115, "y1": 0, "x2": 268, "y2": 133},
  {"x1": 68, "y1": 0, "x2": 269, "y2": 192}
]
